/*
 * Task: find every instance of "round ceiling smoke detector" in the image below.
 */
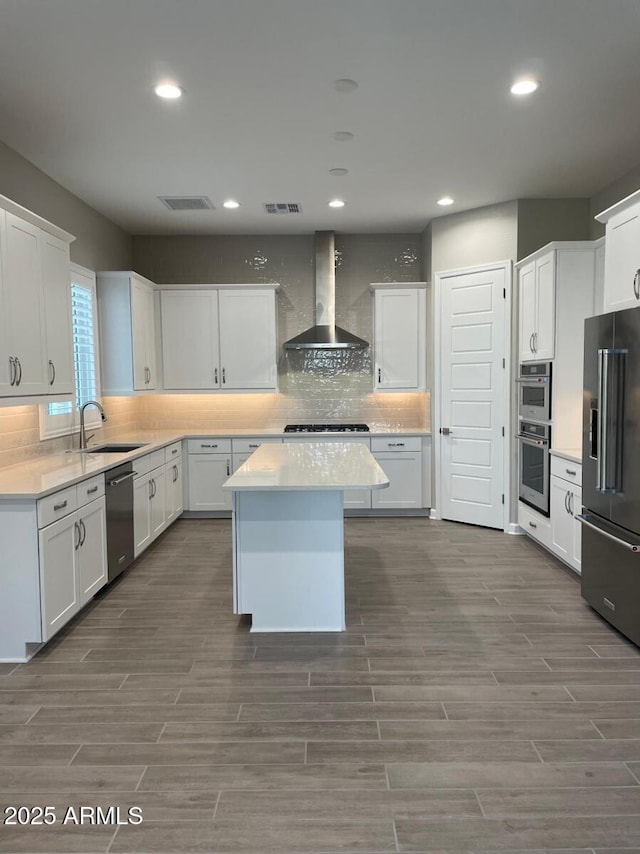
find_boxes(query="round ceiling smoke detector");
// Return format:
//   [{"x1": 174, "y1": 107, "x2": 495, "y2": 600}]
[
  {"x1": 334, "y1": 79, "x2": 358, "y2": 93},
  {"x1": 333, "y1": 131, "x2": 354, "y2": 142},
  {"x1": 329, "y1": 168, "x2": 349, "y2": 176}
]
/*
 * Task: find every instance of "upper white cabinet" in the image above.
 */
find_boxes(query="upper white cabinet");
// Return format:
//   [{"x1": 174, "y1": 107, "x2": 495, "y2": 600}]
[
  {"x1": 518, "y1": 252, "x2": 555, "y2": 362},
  {"x1": 0, "y1": 199, "x2": 74, "y2": 399},
  {"x1": 160, "y1": 285, "x2": 278, "y2": 391},
  {"x1": 370, "y1": 283, "x2": 427, "y2": 391},
  {"x1": 97, "y1": 271, "x2": 157, "y2": 394},
  {"x1": 517, "y1": 242, "x2": 598, "y2": 450},
  {"x1": 595, "y1": 189, "x2": 640, "y2": 312}
]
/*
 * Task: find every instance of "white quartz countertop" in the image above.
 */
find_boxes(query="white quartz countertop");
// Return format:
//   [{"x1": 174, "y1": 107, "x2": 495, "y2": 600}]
[
  {"x1": 223, "y1": 442, "x2": 390, "y2": 492},
  {"x1": 0, "y1": 427, "x2": 426, "y2": 499},
  {"x1": 550, "y1": 448, "x2": 582, "y2": 465}
]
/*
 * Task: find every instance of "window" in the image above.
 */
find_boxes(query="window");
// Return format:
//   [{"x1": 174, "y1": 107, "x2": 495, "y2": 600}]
[{"x1": 39, "y1": 264, "x2": 102, "y2": 440}]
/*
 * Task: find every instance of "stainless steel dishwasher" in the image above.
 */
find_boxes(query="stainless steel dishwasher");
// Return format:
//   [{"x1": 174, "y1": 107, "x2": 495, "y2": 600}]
[{"x1": 105, "y1": 462, "x2": 137, "y2": 582}]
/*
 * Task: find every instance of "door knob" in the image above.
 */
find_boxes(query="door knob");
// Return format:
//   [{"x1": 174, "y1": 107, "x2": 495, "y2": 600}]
[{"x1": 440, "y1": 427, "x2": 452, "y2": 435}]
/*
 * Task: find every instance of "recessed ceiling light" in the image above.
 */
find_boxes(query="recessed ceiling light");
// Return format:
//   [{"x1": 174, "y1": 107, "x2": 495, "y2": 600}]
[
  {"x1": 154, "y1": 83, "x2": 183, "y2": 100},
  {"x1": 328, "y1": 199, "x2": 345, "y2": 208},
  {"x1": 223, "y1": 199, "x2": 240, "y2": 209},
  {"x1": 334, "y1": 79, "x2": 358, "y2": 93},
  {"x1": 437, "y1": 196, "x2": 454, "y2": 206},
  {"x1": 510, "y1": 78, "x2": 540, "y2": 96},
  {"x1": 329, "y1": 168, "x2": 349, "y2": 176},
  {"x1": 333, "y1": 131, "x2": 354, "y2": 142}
]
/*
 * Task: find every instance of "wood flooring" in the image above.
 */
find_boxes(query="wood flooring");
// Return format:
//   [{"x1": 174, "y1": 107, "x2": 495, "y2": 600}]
[{"x1": 2, "y1": 517, "x2": 640, "y2": 852}]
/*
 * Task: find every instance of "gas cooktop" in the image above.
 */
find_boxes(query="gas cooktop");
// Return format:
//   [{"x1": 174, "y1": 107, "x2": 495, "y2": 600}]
[{"x1": 284, "y1": 423, "x2": 370, "y2": 433}]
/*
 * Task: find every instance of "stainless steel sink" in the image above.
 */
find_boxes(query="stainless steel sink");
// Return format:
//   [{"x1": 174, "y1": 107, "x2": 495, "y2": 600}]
[{"x1": 83, "y1": 443, "x2": 148, "y2": 454}]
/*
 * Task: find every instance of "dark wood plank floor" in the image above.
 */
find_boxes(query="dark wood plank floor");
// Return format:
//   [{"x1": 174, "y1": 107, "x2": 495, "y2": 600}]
[{"x1": 2, "y1": 517, "x2": 640, "y2": 852}]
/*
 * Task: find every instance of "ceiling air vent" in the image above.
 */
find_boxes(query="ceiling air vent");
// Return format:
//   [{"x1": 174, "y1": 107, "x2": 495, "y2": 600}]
[
  {"x1": 158, "y1": 196, "x2": 215, "y2": 211},
  {"x1": 264, "y1": 202, "x2": 302, "y2": 215}
]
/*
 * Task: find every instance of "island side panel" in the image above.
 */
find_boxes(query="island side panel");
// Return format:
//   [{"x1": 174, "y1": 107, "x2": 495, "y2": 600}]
[{"x1": 233, "y1": 489, "x2": 345, "y2": 632}]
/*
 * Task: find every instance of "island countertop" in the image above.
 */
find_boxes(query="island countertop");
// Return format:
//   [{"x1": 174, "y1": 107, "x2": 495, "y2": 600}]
[{"x1": 223, "y1": 441, "x2": 390, "y2": 492}]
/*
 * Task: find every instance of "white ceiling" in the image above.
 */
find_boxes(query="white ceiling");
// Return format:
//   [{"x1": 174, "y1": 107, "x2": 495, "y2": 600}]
[{"x1": 0, "y1": 0, "x2": 639, "y2": 235}]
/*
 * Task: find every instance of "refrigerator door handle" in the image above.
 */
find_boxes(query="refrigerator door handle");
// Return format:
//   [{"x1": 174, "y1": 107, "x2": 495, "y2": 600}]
[
  {"x1": 597, "y1": 348, "x2": 627, "y2": 493},
  {"x1": 577, "y1": 514, "x2": 640, "y2": 553}
]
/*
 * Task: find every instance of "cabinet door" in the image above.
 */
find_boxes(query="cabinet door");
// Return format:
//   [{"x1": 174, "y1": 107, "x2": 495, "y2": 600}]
[
  {"x1": 133, "y1": 475, "x2": 152, "y2": 556},
  {"x1": 4, "y1": 212, "x2": 47, "y2": 394},
  {"x1": 149, "y1": 466, "x2": 167, "y2": 539},
  {"x1": 534, "y1": 253, "x2": 555, "y2": 360},
  {"x1": 38, "y1": 513, "x2": 80, "y2": 640},
  {"x1": 0, "y1": 212, "x2": 11, "y2": 395},
  {"x1": 142, "y1": 284, "x2": 157, "y2": 388},
  {"x1": 374, "y1": 289, "x2": 421, "y2": 389},
  {"x1": 371, "y1": 452, "x2": 422, "y2": 509},
  {"x1": 603, "y1": 205, "x2": 640, "y2": 312},
  {"x1": 518, "y1": 261, "x2": 537, "y2": 362},
  {"x1": 187, "y1": 454, "x2": 232, "y2": 511},
  {"x1": 161, "y1": 290, "x2": 220, "y2": 389},
  {"x1": 165, "y1": 458, "x2": 183, "y2": 524},
  {"x1": 41, "y1": 231, "x2": 74, "y2": 395},
  {"x1": 78, "y1": 497, "x2": 107, "y2": 606},
  {"x1": 131, "y1": 279, "x2": 151, "y2": 391},
  {"x1": 550, "y1": 475, "x2": 573, "y2": 564},
  {"x1": 218, "y1": 289, "x2": 277, "y2": 389}
]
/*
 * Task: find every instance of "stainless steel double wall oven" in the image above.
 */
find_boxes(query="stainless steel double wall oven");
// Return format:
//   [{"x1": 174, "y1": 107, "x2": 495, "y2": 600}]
[{"x1": 517, "y1": 361, "x2": 552, "y2": 516}]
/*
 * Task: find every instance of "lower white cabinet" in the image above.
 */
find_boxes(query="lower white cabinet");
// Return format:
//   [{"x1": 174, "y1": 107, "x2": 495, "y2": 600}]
[
  {"x1": 371, "y1": 437, "x2": 423, "y2": 510},
  {"x1": 166, "y1": 457, "x2": 183, "y2": 524},
  {"x1": 134, "y1": 463, "x2": 167, "y2": 557},
  {"x1": 187, "y1": 439, "x2": 233, "y2": 512},
  {"x1": 518, "y1": 500, "x2": 552, "y2": 550},
  {"x1": 550, "y1": 474, "x2": 581, "y2": 575}
]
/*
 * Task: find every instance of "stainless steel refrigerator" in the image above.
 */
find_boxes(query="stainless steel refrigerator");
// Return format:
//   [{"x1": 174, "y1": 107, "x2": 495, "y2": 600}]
[{"x1": 581, "y1": 307, "x2": 640, "y2": 645}]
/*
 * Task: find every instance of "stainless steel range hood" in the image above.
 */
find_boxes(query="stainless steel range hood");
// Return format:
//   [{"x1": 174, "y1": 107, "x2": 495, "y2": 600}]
[{"x1": 283, "y1": 231, "x2": 368, "y2": 350}]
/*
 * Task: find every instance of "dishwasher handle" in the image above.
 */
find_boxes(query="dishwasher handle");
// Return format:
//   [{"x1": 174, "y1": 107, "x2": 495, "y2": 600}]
[{"x1": 107, "y1": 470, "x2": 138, "y2": 487}]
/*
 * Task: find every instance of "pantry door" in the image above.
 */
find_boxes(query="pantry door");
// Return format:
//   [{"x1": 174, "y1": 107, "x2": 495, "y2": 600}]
[{"x1": 436, "y1": 262, "x2": 510, "y2": 530}]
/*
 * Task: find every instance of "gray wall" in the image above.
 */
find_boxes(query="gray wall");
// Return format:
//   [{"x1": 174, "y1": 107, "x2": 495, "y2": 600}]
[
  {"x1": 516, "y1": 199, "x2": 591, "y2": 260},
  {"x1": 590, "y1": 162, "x2": 640, "y2": 238},
  {"x1": 0, "y1": 140, "x2": 131, "y2": 270}
]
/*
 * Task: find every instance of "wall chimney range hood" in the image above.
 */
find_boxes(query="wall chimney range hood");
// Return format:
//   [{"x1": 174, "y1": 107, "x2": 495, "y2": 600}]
[{"x1": 283, "y1": 232, "x2": 368, "y2": 350}]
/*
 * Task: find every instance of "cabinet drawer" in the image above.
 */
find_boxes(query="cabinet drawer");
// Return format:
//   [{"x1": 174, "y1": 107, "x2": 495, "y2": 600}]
[
  {"x1": 37, "y1": 486, "x2": 78, "y2": 528},
  {"x1": 371, "y1": 436, "x2": 421, "y2": 453},
  {"x1": 147, "y1": 449, "x2": 166, "y2": 472},
  {"x1": 188, "y1": 438, "x2": 232, "y2": 455},
  {"x1": 550, "y1": 456, "x2": 582, "y2": 486},
  {"x1": 232, "y1": 437, "x2": 281, "y2": 454},
  {"x1": 164, "y1": 441, "x2": 183, "y2": 463},
  {"x1": 518, "y1": 501, "x2": 551, "y2": 549},
  {"x1": 77, "y1": 474, "x2": 105, "y2": 507}
]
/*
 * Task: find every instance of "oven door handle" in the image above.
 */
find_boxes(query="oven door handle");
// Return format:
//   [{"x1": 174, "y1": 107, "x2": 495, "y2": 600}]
[
  {"x1": 517, "y1": 434, "x2": 549, "y2": 446},
  {"x1": 515, "y1": 377, "x2": 549, "y2": 384}
]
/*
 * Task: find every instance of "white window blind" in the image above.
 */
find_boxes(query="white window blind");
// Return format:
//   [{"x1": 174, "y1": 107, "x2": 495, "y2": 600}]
[{"x1": 40, "y1": 265, "x2": 102, "y2": 439}]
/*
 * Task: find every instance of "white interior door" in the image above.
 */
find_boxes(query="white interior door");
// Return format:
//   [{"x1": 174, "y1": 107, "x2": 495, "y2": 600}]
[{"x1": 439, "y1": 265, "x2": 507, "y2": 529}]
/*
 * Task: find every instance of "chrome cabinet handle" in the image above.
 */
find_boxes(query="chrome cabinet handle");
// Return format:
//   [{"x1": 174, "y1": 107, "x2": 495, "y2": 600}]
[
  {"x1": 49, "y1": 359, "x2": 55, "y2": 386},
  {"x1": 529, "y1": 521, "x2": 537, "y2": 529},
  {"x1": 377, "y1": 367, "x2": 381, "y2": 383},
  {"x1": 565, "y1": 490, "x2": 572, "y2": 515},
  {"x1": 388, "y1": 442, "x2": 406, "y2": 447},
  {"x1": 53, "y1": 500, "x2": 68, "y2": 511},
  {"x1": 249, "y1": 444, "x2": 259, "y2": 449},
  {"x1": 79, "y1": 518, "x2": 87, "y2": 546},
  {"x1": 529, "y1": 333, "x2": 534, "y2": 353},
  {"x1": 86, "y1": 485, "x2": 99, "y2": 495},
  {"x1": 74, "y1": 521, "x2": 81, "y2": 550},
  {"x1": 148, "y1": 479, "x2": 153, "y2": 500},
  {"x1": 226, "y1": 459, "x2": 230, "y2": 476},
  {"x1": 569, "y1": 492, "x2": 575, "y2": 515},
  {"x1": 8, "y1": 356, "x2": 15, "y2": 386},
  {"x1": 173, "y1": 464, "x2": 178, "y2": 483},
  {"x1": 215, "y1": 367, "x2": 218, "y2": 384},
  {"x1": 15, "y1": 357, "x2": 22, "y2": 386},
  {"x1": 565, "y1": 468, "x2": 577, "y2": 477},
  {"x1": 171, "y1": 448, "x2": 178, "y2": 455},
  {"x1": 634, "y1": 269, "x2": 640, "y2": 300},
  {"x1": 222, "y1": 367, "x2": 226, "y2": 384},
  {"x1": 534, "y1": 332, "x2": 538, "y2": 353},
  {"x1": 201, "y1": 443, "x2": 218, "y2": 449}
]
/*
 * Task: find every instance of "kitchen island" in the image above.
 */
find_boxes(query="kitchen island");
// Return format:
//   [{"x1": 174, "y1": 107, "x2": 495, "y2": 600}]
[{"x1": 223, "y1": 442, "x2": 389, "y2": 631}]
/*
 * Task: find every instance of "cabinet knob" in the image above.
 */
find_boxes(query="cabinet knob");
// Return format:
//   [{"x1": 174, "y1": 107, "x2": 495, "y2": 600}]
[{"x1": 634, "y1": 269, "x2": 640, "y2": 300}]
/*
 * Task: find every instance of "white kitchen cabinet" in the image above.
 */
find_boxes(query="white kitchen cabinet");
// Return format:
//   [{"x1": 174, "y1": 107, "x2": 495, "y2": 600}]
[
  {"x1": 0, "y1": 200, "x2": 75, "y2": 400},
  {"x1": 76, "y1": 496, "x2": 108, "y2": 604},
  {"x1": 159, "y1": 285, "x2": 278, "y2": 391},
  {"x1": 97, "y1": 271, "x2": 157, "y2": 394},
  {"x1": 161, "y1": 290, "x2": 220, "y2": 389},
  {"x1": 518, "y1": 252, "x2": 555, "y2": 362},
  {"x1": 41, "y1": 231, "x2": 74, "y2": 395},
  {"x1": 371, "y1": 446, "x2": 423, "y2": 509},
  {"x1": 518, "y1": 500, "x2": 552, "y2": 550},
  {"x1": 595, "y1": 189, "x2": 640, "y2": 312},
  {"x1": 133, "y1": 460, "x2": 167, "y2": 557},
  {"x1": 186, "y1": 439, "x2": 233, "y2": 512},
  {"x1": 370, "y1": 283, "x2": 427, "y2": 390},
  {"x1": 550, "y1": 461, "x2": 582, "y2": 575},
  {"x1": 165, "y1": 442, "x2": 184, "y2": 525}
]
